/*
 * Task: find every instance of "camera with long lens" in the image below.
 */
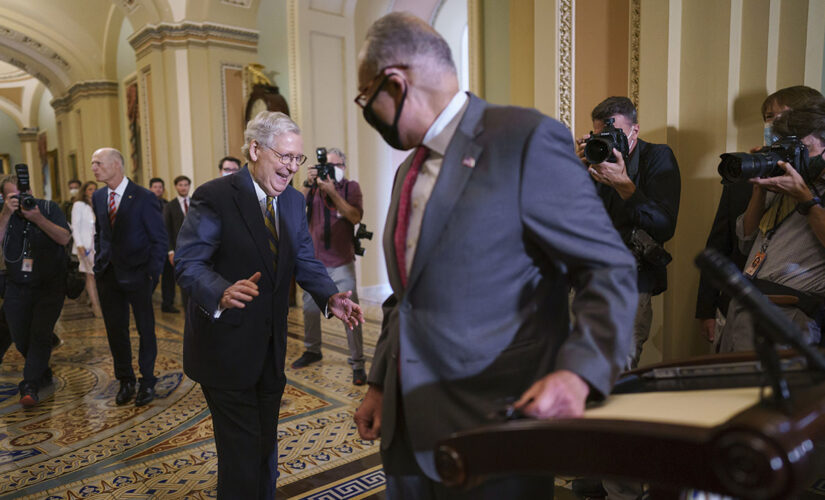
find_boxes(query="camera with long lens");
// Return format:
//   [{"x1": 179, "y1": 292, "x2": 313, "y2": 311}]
[
  {"x1": 353, "y1": 223, "x2": 373, "y2": 257},
  {"x1": 584, "y1": 117, "x2": 630, "y2": 164},
  {"x1": 13, "y1": 164, "x2": 37, "y2": 211},
  {"x1": 718, "y1": 137, "x2": 810, "y2": 185},
  {"x1": 313, "y1": 147, "x2": 336, "y2": 182}
]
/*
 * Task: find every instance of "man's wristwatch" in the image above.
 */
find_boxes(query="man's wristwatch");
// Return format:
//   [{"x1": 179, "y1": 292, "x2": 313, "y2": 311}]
[{"x1": 796, "y1": 196, "x2": 822, "y2": 215}]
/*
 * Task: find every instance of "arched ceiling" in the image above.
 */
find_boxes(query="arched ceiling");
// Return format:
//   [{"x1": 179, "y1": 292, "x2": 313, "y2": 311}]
[{"x1": 0, "y1": 0, "x2": 174, "y2": 97}]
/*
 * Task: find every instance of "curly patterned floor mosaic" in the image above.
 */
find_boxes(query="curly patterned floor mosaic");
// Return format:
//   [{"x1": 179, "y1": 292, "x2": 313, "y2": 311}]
[
  {"x1": 5, "y1": 298, "x2": 825, "y2": 500},
  {"x1": 0, "y1": 298, "x2": 387, "y2": 499}
]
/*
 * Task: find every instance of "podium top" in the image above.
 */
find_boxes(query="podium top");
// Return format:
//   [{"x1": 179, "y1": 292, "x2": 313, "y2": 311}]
[{"x1": 584, "y1": 387, "x2": 765, "y2": 428}]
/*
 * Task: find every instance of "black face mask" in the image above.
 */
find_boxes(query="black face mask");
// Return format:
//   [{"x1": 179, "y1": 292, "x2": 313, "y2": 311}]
[{"x1": 362, "y1": 74, "x2": 408, "y2": 150}]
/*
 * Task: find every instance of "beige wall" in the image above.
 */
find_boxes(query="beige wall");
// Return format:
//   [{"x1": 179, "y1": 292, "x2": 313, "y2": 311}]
[{"x1": 574, "y1": 0, "x2": 629, "y2": 138}]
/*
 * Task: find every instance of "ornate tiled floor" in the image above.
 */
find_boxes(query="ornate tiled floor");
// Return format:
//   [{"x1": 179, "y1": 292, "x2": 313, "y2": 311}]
[{"x1": 0, "y1": 298, "x2": 386, "y2": 499}]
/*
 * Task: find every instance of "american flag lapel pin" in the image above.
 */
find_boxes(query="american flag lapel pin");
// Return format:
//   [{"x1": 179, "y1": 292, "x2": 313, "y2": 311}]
[{"x1": 462, "y1": 156, "x2": 476, "y2": 168}]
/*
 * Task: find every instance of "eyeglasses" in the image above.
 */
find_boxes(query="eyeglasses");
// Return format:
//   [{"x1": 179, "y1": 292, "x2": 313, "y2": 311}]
[
  {"x1": 354, "y1": 65, "x2": 408, "y2": 109},
  {"x1": 262, "y1": 145, "x2": 307, "y2": 166}
]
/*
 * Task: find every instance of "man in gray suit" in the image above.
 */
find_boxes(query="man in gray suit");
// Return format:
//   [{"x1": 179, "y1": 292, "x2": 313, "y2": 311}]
[{"x1": 353, "y1": 12, "x2": 639, "y2": 498}]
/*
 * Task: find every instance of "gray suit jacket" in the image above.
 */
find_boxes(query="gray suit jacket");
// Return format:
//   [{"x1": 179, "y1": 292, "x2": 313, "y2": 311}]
[{"x1": 369, "y1": 94, "x2": 638, "y2": 479}]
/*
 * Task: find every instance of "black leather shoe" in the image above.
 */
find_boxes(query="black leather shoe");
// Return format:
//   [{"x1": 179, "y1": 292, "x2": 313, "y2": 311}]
[
  {"x1": 161, "y1": 305, "x2": 180, "y2": 313},
  {"x1": 135, "y1": 384, "x2": 155, "y2": 407},
  {"x1": 116, "y1": 380, "x2": 136, "y2": 406},
  {"x1": 291, "y1": 351, "x2": 323, "y2": 369},
  {"x1": 352, "y1": 368, "x2": 367, "y2": 386}
]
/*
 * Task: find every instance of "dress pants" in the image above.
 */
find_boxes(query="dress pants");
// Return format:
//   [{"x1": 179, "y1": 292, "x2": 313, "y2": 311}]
[
  {"x1": 302, "y1": 262, "x2": 364, "y2": 370},
  {"x1": 0, "y1": 305, "x2": 12, "y2": 362},
  {"x1": 161, "y1": 259, "x2": 176, "y2": 308},
  {"x1": 201, "y1": 337, "x2": 285, "y2": 500},
  {"x1": 382, "y1": 402, "x2": 555, "y2": 500},
  {"x1": 625, "y1": 293, "x2": 653, "y2": 370},
  {"x1": 97, "y1": 267, "x2": 158, "y2": 385},
  {"x1": 4, "y1": 278, "x2": 64, "y2": 385}
]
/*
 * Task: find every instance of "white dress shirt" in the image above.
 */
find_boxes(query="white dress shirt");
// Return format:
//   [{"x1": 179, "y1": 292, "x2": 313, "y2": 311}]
[
  {"x1": 404, "y1": 91, "x2": 469, "y2": 275},
  {"x1": 108, "y1": 176, "x2": 129, "y2": 212}
]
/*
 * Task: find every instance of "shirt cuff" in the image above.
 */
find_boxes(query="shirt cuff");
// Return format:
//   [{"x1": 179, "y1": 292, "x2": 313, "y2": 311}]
[{"x1": 168, "y1": 250, "x2": 174, "y2": 255}]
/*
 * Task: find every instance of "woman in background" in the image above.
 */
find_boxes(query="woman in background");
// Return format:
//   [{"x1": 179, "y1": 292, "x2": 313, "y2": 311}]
[{"x1": 71, "y1": 181, "x2": 102, "y2": 317}]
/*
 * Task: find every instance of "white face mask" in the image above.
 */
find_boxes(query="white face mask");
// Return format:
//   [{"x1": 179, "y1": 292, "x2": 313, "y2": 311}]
[
  {"x1": 221, "y1": 170, "x2": 234, "y2": 177},
  {"x1": 334, "y1": 167, "x2": 345, "y2": 183},
  {"x1": 69, "y1": 188, "x2": 79, "y2": 196}
]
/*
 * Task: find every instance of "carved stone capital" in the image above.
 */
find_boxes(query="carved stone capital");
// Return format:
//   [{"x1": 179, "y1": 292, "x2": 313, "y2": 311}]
[
  {"x1": 17, "y1": 127, "x2": 39, "y2": 142},
  {"x1": 128, "y1": 22, "x2": 258, "y2": 59},
  {"x1": 51, "y1": 80, "x2": 118, "y2": 114}
]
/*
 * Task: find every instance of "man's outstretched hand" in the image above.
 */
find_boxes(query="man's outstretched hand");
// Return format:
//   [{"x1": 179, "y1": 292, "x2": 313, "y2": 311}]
[{"x1": 328, "y1": 291, "x2": 364, "y2": 329}]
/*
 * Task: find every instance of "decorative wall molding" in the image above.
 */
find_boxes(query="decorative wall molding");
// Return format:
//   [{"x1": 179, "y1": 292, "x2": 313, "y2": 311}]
[
  {"x1": 121, "y1": 0, "x2": 138, "y2": 12},
  {"x1": 0, "y1": 54, "x2": 51, "y2": 89},
  {"x1": 309, "y1": 0, "x2": 346, "y2": 16},
  {"x1": 221, "y1": 0, "x2": 252, "y2": 7},
  {"x1": 128, "y1": 22, "x2": 259, "y2": 59},
  {"x1": 287, "y1": 0, "x2": 301, "y2": 124},
  {"x1": 139, "y1": 68, "x2": 153, "y2": 176},
  {"x1": 558, "y1": 0, "x2": 574, "y2": 130},
  {"x1": 50, "y1": 80, "x2": 118, "y2": 114},
  {"x1": 221, "y1": 63, "x2": 243, "y2": 155},
  {"x1": 18, "y1": 127, "x2": 39, "y2": 142},
  {"x1": 629, "y1": 0, "x2": 641, "y2": 109},
  {"x1": 0, "y1": 25, "x2": 70, "y2": 72}
]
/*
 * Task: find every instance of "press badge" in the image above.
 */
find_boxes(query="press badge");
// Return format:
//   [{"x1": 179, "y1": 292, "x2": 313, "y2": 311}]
[
  {"x1": 21, "y1": 257, "x2": 34, "y2": 273},
  {"x1": 743, "y1": 251, "x2": 765, "y2": 278}
]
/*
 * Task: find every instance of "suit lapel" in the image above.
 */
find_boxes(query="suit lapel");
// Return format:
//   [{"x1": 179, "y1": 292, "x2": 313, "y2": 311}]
[
  {"x1": 406, "y1": 95, "x2": 486, "y2": 291},
  {"x1": 113, "y1": 181, "x2": 138, "y2": 234},
  {"x1": 383, "y1": 151, "x2": 417, "y2": 295},
  {"x1": 232, "y1": 167, "x2": 277, "y2": 283}
]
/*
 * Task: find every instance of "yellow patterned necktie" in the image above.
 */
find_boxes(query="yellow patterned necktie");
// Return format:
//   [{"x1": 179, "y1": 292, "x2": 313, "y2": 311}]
[
  {"x1": 758, "y1": 193, "x2": 797, "y2": 235},
  {"x1": 264, "y1": 196, "x2": 279, "y2": 272}
]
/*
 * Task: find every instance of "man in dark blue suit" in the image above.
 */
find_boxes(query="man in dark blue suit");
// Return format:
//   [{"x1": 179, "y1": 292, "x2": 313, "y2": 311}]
[
  {"x1": 175, "y1": 111, "x2": 363, "y2": 499},
  {"x1": 92, "y1": 148, "x2": 167, "y2": 407}
]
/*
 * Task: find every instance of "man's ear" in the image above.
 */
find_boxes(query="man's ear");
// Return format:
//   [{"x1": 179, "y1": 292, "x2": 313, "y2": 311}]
[
  {"x1": 631, "y1": 123, "x2": 640, "y2": 137},
  {"x1": 384, "y1": 72, "x2": 407, "y2": 102},
  {"x1": 249, "y1": 142, "x2": 260, "y2": 162}
]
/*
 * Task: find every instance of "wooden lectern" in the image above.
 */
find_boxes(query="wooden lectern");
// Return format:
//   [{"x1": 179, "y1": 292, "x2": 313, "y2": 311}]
[{"x1": 435, "y1": 355, "x2": 825, "y2": 499}]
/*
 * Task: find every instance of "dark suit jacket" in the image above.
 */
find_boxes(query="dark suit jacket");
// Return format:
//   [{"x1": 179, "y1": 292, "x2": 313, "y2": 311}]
[
  {"x1": 695, "y1": 182, "x2": 752, "y2": 318},
  {"x1": 174, "y1": 167, "x2": 338, "y2": 390},
  {"x1": 164, "y1": 198, "x2": 187, "y2": 251},
  {"x1": 92, "y1": 180, "x2": 167, "y2": 289},
  {"x1": 370, "y1": 94, "x2": 639, "y2": 479}
]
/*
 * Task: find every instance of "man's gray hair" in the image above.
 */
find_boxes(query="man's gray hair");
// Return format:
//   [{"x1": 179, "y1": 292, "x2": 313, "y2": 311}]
[
  {"x1": 241, "y1": 111, "x2": 301, "y2": 161},
  {"x1": 327, "y1": 147, "x2": 346, "y2": 166},
  {"x1": 363, "y1": 12, "x2": 455, "y2": 77}
]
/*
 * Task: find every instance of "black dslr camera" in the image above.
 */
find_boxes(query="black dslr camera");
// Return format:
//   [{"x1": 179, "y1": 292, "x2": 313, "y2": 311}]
[
  {"x1": 628, "y1": 228, "x2": 672, "y2": 268},
  {"x1": 584, "y1": 117, "x2": 630, "y2": 164},
  {"x1": 718, "y1": 136, "x2": 813, "y2": 185},
  {"x1": 353, "y1": 223, "x2": 373, "y2": 257},
  {"x1": 314, "y1": 147, "x2": 336, "y2": 182},
  {"x1": 13, "y1": 164, "x2": 37, "y2": 211}
]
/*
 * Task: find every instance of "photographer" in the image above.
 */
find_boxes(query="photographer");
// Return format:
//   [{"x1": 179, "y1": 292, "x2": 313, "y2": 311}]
[
  {"x1": 293, "y1": 147, "x2": 367, "y2": 385},
  {"x1": 717, "y1": 104, "x2": 825, "y2": 352},
  {"x1": 0, "y1": 168, "x2": 71, "y2": 407},
  {"x1": 695, "y1": 86, "x2": 825, "y2": 345},
  {"x1": 576, "y1": 96, "x2": 681, "y2": 370}
]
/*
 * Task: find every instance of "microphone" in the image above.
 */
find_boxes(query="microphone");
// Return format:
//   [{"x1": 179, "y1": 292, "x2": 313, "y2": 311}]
[{"x1": 695, "y1": 248, "x2": 825, "y2": 371}]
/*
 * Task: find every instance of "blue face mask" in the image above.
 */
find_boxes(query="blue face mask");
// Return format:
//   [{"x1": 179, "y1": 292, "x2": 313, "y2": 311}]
[{"x1": 764, "y1": 124, "x2": 780, "y2": 146}]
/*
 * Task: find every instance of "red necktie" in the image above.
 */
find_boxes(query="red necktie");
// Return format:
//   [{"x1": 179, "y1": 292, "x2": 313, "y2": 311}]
[
  {"x1": 108, "y1": 191, "x2": 117, "y2": 226},
  {"x1": 184, "y1": 198, "x2": 189, "y2": 214},
  {"x1": 394, "y1": 146, "x2": 430, "y2": 287}
]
